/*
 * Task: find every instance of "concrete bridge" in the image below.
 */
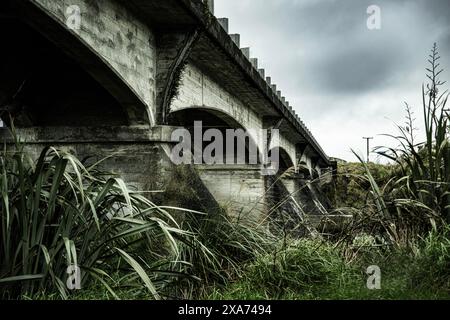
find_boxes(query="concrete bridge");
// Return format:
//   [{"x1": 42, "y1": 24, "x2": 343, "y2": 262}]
[{"x1": 0, "y1": 0, "x2": 336, "y2": 221}]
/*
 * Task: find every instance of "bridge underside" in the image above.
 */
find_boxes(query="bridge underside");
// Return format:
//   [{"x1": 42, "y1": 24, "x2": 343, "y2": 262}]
[
  {"x1": 0, "y1": 0, "x2": 336, "y2": 228},
  {"x1": 0, "y1": 17, "x2": 128, "y2": 127}
]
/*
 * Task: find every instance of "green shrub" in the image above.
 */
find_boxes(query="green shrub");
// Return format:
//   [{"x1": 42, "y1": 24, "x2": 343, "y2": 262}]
[{"x1": 334, "y1": 162, "x2": 396, "y2": 209}]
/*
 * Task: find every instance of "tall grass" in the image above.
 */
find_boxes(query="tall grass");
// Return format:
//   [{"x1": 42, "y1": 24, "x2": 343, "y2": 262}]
[
  {"x1": 0, "y1": 128, "x2": 198, "y2": 299},
  {"x1": 240, "y1": 239, "x2": 349, "y2": 299}
]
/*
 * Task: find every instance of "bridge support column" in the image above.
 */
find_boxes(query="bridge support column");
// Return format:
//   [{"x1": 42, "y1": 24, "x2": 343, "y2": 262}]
[
  {"x1": 203, "y1": 0, "x2": 214, "y2": 14},
  {"x1": 195, "y1": 165, "x2": 267, "y2": 221}
]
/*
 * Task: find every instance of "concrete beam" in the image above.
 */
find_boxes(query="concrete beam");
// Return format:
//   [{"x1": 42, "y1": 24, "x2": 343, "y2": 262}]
[
  {"x1": 266, "y1": 77, "x2": 271, "y2": 85},
  {"x1": 277, "y1": 90, "x2": 282, "y2": 98},
  {"x1": 241, "y1": 47, "x2": 250, "y2": 59},
  {"x1": 271, "y1": 84, "x2": 277, "y2": 92},
  {"x1": 230, "y1": 34, "x2": 240, "y2": 47},
  {"x1": 217, "y1": 18, "x2": 228, "y2": 33},
  {"x1": 258, "y1": 69, "x2": 265, "y2": 78},
  {"x1": 0, "y1": 126, "x2": 182, "y2": 144},
  {"x1": 250, "y1": 58, "x2": 258, "y2": 69},
  {"x1": 204, "y1": 0, "x2": 214, "y2": 14},
  {"x1": 281, "y1": 96, "x2": 286, "y2": 104},
  {"x1": 297, "y1": 143, "x2": 313, "y2": 157},
  {"x1": 262, "y1": 116, "x2": 284, "y2": 129}
]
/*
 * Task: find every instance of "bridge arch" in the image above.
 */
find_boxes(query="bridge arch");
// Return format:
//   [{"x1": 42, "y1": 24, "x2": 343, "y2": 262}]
[
  {"x1": 168, "y1": 106, "x2": 264, "y2": 165},
  {"x1": 0, "y1": 15, "x2": 131, "y2": 127},
  {"x1": 4, "y1": 0, "x2": 154, "y2": 126}
]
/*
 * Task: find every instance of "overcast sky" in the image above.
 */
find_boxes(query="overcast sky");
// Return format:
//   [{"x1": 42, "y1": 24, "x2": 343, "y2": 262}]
[{"x1": 215, "y1": 0, "x2": 450, "y2": 162}]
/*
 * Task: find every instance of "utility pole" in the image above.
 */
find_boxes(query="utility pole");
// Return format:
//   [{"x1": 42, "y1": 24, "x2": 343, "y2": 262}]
[{"x1": 362, "y1": 137, "x2": 373, "y2": 163}]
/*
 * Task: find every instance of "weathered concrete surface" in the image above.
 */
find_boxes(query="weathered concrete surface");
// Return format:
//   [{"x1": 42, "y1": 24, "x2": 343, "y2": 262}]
[
  {"x1": 0, "y1": 127, "x2": 170, "y2": 192},
  {"x1": 173, "y1": 64, "x2": 263, "y2": 131},
  {"x1": 1, "y1": 126, "x2": 180, "y2": 144},
  {"x1": 27, "y1": 0, "x2": 157, "y2": 125},
  {"x1": 196, "y1": 165, "x2": 266, "y2": 220}
]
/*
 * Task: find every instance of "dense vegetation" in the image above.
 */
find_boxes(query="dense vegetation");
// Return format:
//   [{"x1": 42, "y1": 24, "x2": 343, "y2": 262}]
[
  {"x1": 208, "y1": 43, "x2": 450, "y2": 300},
  {"x1": 1, "y1": 44, "x2": 449, "y2": 300}
]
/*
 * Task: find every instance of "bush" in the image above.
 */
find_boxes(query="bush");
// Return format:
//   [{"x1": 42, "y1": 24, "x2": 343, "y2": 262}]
[{"x1": 334, "y1": 162, "x2": 396, "y2": 209}]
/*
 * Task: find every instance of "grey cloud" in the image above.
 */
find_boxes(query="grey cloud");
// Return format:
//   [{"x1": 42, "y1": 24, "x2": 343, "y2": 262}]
[
  {"x1": 215, "y1": 0, "x2": 450, "y2": 160},
  {"x1": 318, "y1": 47, "x2": 396, "y2": 93}
]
